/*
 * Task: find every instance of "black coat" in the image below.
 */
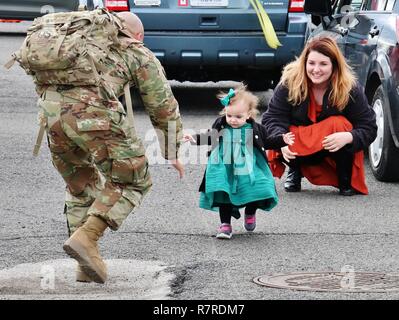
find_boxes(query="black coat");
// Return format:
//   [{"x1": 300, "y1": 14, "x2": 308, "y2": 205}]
[
  {"x1": 261, "y1": 83, "x2": 377, "y2": 152},
  {"x1": 194, "y1": 116, "x2": 287, "y2": 192}
]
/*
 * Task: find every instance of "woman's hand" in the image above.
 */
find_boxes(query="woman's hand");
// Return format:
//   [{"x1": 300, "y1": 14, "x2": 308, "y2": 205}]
[
  {"x1": 281, "y1": 145, "x2": 298, "y2": 162},
  {"x1": 283, "y1": 132, "x2": 295, "y2": 146},
  {"x1": 322, "y1": 132, "x2": 353, "y2": 152}
]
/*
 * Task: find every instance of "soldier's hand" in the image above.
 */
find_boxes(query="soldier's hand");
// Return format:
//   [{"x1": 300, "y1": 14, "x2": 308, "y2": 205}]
[{"x1": 170, "y1": 159, "x2": 184, "y2": 179}]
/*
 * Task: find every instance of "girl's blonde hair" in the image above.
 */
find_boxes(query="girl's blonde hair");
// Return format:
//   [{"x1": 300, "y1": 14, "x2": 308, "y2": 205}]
[
  {"x1": 218, "y1": 83, "x2": 260, "y2": 117},
  {"x1": 280, "y1": 36, "x2": 356, "y2": 111}
]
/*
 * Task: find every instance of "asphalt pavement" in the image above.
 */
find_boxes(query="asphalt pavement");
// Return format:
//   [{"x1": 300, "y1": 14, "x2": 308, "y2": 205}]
[{"x1": 1, "y1": 22, "x2": 399, "y2": 302}]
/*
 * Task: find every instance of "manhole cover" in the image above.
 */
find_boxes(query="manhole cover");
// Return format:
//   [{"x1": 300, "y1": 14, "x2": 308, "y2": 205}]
[{"x1": 253, "y1": 272, "x2": 399, "y2": 292}]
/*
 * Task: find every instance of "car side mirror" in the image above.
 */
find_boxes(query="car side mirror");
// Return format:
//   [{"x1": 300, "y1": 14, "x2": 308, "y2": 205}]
[{"x1": 304, "y1": 0, "x2": 333, "y2": 16}]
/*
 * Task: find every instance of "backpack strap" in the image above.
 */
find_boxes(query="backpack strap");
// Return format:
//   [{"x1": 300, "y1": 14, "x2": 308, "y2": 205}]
[
  {"x1": 4, "y1": 54, "x2": 16, "y2": 69},
  {"x1": 123, "y1": 83, "x2": 137, "y2": 139},
  {"x1": 51, "y1": 22, "x2": 70, "y2": 61},
  {"x1": 33, "y1": 90, "x2": 76, "y2": 156},
  {"x1": 33, "y1": 123, "x2": 46, "y2": 157},
  {"x1": 33, "y1": 110, "x2": 47, "y2": 157}
]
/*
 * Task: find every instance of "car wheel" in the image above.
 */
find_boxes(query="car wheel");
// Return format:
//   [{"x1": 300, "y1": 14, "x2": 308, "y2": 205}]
[{"x1": 368, "y1": 85, "x2": 399, "y2": 181}]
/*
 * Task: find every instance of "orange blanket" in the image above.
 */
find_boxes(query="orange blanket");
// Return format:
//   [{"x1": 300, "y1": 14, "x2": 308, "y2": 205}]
[{"x1": 267, "y1": 115, "x2": 368, "y2": 194}]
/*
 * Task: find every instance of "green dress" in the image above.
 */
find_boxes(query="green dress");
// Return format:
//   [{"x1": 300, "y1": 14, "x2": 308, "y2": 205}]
[{"x1": 199, "y1": 123, "x2": 278, "y2": 217}]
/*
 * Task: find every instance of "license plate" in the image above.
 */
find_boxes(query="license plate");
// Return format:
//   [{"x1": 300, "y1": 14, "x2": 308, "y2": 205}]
[
  {"x1": 134, "y1": 0, "x2": 161, "y2": 6},
  {"x1": 190, "y1": 0, "x2": 228, "y2": 7}
]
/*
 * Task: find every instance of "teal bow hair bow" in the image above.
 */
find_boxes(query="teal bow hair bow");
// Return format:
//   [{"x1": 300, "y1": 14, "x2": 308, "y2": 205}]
[{"x1": 220, "y1": 88, "x2": 235, "y2": 107}]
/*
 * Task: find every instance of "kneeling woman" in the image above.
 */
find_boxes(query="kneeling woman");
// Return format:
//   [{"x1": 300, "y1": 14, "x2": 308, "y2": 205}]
[{"x1": 262, "y1": 37, "x2": 377, "y2": 195}]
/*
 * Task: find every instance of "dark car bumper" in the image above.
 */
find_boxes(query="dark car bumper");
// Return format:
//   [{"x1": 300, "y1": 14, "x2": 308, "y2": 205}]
[{"x1": 145, "y1": 31, "x2": 307, "y2": 68}]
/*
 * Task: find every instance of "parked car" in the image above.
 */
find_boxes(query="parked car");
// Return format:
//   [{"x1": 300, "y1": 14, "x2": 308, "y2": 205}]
[
  {"x1": 101, "y1": 0, "x2": 310, "y2": 89},
  {"x1": 305, "y1": 0, "x2": 399, "y2": 181},
  {"x1": 0, "y1": 0, "x2": 101, "y2": 20}
]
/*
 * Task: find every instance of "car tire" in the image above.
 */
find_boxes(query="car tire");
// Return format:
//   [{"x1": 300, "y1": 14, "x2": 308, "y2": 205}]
[{"x1": 368, "y1": 85, "x2": 399, "y2": 181}]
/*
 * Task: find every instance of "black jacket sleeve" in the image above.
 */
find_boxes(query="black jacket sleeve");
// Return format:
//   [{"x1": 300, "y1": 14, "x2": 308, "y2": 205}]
[
  {"x1": 261, "y1": 84, "x2": 292, "y2": 136},
  {"x1": 254, "y1": 122, "x2": 286, "y2": 150},
  {"x1": 263, "y1": 134, "x2": 287, "y2": 150},
  {"x1": 344, "y1": 84, "x2": 378, "y2": 152}
]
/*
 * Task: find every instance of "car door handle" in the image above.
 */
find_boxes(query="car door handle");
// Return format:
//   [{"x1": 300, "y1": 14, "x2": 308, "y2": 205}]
[{"x1": 369, "y1": 27, "x2": 380, "y2": 37}]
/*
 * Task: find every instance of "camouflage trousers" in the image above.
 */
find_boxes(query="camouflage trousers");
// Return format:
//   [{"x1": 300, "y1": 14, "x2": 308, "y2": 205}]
[{"x1": 37, "y1": 92, "x2": 152, "y2": 234}]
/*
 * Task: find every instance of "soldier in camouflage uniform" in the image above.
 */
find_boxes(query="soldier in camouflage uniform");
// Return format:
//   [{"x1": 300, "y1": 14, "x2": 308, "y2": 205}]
[{"x1": 36, "y1": 12, "x2": 184, "y2": 283}]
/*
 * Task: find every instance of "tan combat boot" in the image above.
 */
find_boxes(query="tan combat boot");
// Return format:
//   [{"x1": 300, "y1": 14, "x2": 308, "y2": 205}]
[
  {"x1": 63, "y1": 216, "x2": 108, "y2": 284},
  {"x1": 76, "y1": 264, "x2": 92, "y2": 283}
]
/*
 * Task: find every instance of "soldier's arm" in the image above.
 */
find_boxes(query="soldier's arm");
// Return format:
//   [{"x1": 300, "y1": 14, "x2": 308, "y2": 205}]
[{"x1": 132, "y1": 52, "x2": 182, "y2": 160}]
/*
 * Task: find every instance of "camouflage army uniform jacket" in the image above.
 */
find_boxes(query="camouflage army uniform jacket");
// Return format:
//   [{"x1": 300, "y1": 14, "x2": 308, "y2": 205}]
[{"x1": 37, "y1": 36, "x2": 182, "y2": 160}]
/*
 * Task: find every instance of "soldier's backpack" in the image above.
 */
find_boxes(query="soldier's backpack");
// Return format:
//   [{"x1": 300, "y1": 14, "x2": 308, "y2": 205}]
[
  {"x1": 4, "y1": 8, "x2": 138, "y2": 155},
  {"x1": 5, "y1": 8, "x2": 131, "y2": 95}
]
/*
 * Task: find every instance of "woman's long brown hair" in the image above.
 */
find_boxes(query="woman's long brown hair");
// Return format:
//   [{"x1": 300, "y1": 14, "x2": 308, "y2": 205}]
[{"x1": 280, "y1": 36, "x2": 356, "y2": 111}]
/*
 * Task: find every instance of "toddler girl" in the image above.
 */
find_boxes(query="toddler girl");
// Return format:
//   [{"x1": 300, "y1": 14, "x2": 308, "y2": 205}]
[{"x1": 184, "y1": 84, "x2": 293, "y2": 239}]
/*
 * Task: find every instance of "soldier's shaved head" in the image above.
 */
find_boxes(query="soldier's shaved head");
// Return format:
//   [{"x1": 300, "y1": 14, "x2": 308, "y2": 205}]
[{"x1": 117, "y1": 12, "x2": 144, "y2": 42}]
